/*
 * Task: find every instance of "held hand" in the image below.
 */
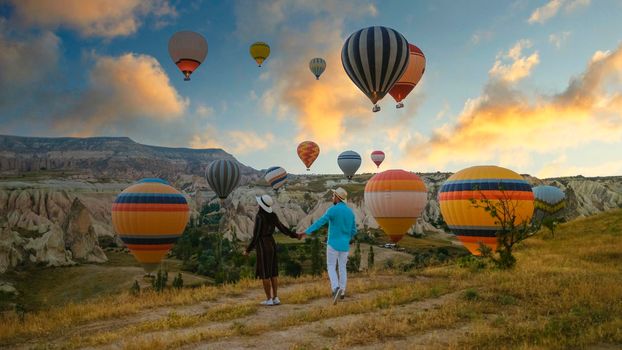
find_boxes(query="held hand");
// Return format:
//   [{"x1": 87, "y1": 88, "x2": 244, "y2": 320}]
[{"x1": 297, "y1": 232, "x2": 306, "y2": 240}]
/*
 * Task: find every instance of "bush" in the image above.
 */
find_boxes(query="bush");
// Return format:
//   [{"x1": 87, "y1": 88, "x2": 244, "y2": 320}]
[
  {"x1": 130, "y1": 280, "x2": 140, "y2": 295},
  {"x1": 463, "y1": 289, "x2": 479, "y2": 301},
  {"x1": 457, "y1": 255, "x2": 487, "y2": 271},
  {"x1": 172, "y1": 273, "x2": 183, "y2": 289},
  {"x1": 347, "y1": 242, "x2": 361, "y2": 273},
  {"x1": 152, "y1": 270, "x2": 168, "y2": 292},
  {"x1": 367, "y1": 245, "x2": 375, "y2": 270}
]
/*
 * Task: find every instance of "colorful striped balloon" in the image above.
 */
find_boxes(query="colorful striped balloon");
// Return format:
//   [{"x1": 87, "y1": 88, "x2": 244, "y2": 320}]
[
  {"x1": 112, "y1": 178, "x2": 189, "y2": 272},
  {"x1": 533, "y1": 185, "x2": 566, "y2": 215},
  {"x1": 337, "y1": 150, "x2": 361, "y2": 180},
  {"x1": 371, "y1": 150, "x2": 385, "y2": 168},
  {"x1": 389, "y1": 44, "x2": 425, "y2": 108},
  {"x1": 309, "y1": 57, "x2": 326, "y2": 79},
  {"x1": 265, "y1": 166, "x2": 287, "y2": 191},
  {"x1": 438, "y1": 166, "x2": 535, "y2": 256},
  {"x1": 364, "y1": 170, "x2": 427, "y2": 243},
  {"x1": 297, "y1": 141, "x2": 320, "y2": 171},
  {"x1": 206, "y1": 159, "x2": 241, "y2": 200}
]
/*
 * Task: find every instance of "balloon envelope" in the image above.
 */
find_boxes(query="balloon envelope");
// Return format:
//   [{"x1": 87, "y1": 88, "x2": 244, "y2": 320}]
[
  {"x1": 168, "y1": 31, "x2": 208, "y2": 81},
  {"x1": 309, "y1": 57, "x2": 326, "y2": 79},
  {"x1": 206, "y1": 159, "x2": 241, "y2": 199},
  {"x1": 389, "y1": 44, "x2": 425, "y2": 107},
  {"x1": 371, "y1": 150, "x2": 385, "y2": 168},
  {"x1": 533, "y1": 185, "x2": 566, "y2": 215},
  {"x1": 250, "y1": 42, "x2": 270, "y2": 67},
  {"x1": 297, "y1": 141, "x2": 320, "y2": 170},
  {"x1": 364, "y1": 170, "x2": 427, "y2": 243},
  {"x1": 265, "y1": 166, "x2": 287, "y2": 191},
  {"x1": 337, "y1": 150, "x2": 361, "y2": 180},
  {"x1": 438, "y1": 166, "x2": 534, "y2": 255},
  {"x1": 341, "y1": 26, "x2": 409, "y2": 111},
  {"x1": 112, "y1": 178, "x2": 189, "y2": 272}
]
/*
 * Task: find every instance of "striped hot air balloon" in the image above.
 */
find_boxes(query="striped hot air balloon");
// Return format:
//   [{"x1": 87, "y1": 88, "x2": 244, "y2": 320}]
[
  {"x1": 168, "y1": 31, "x2": 208, "y2": 81},
  {"x1": 364, "y1": 170, "x2": 427, "y2": 243},
  {"x1": 337, "y1": 150, "x2": 361, "y2": 180},
  {"x1": 533, "y1": 185, "x2": 566, "y2": 220},
  {"x1": 265, "y1": 166, "x2": 287, "y2": 192},
  {"x1": 112, "y1": 178, "x2": 189, "y2": 273},
  {"x1": 341, "y1": 26, "x2": 410, "y2": 112},
  {"x1": 297, "y1": 141, "x2": 320, "y2": 171},
  {"x1": 371, "y1": 150, "x2": 385, "y2": 168},
  {"x1": 389, "y1": 44, "x2": 425, "y2": 108},
  {"x1": 206, "y1": 159, "x2": 241, "y2": 200},
  {"x1": 438, "y1": 166, "x2": 535, "y2": 256},
  {"x1": 309, "y1": 57, "x2": 326, "y2": 79}
]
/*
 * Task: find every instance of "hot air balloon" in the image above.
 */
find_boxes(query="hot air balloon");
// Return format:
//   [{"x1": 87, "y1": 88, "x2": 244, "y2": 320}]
[
  {"x1": 206, "y1": 159, "x2": 241, "y2": 200},
  {"x1": 371, "y1": 151, "x2": 385, "y2": 168},
  {"x1": 265, "y1": 166, "x2": 287, "y2": 192},
  {"x1": 309, "y1": 57, "x2": 326, "y2": 80},
  {"x1": 341, "y1": 26, "x2": 409, "y2": 112},
  {"x1": 364, "y1": 170, "x2": 427, "y2": 243},
  {"x1": 168, "y1": 31, "x2": 208, "y2": 81},
  {"x1": 337, "y1": 150, "x2": 361, "y2": 180},
  {"x1": 112, "y1": 178, "x2": 189, "y2": 273},
  {"x1": 297, "y1": 141, "x2": 320, "y2": 171},
  {"x1": 438, "y1": 166, "x2": 535, "y2": 256},
  {"x1": 532, "y1": 185, "x2": 566, "y2": 221},
  {"x1": 389, "y1": 44, "x2": 425, "y2": 108},
  {"x1": 250, "y1": 42, "x2": 270, "y2": 67}
]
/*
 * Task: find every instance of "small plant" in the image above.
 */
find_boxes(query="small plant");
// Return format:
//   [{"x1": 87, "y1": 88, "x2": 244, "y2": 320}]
[
  {"x1": 14, "y1": 303, "x2": 26, "y2": 323},
  {"x1": 367, "y1": 245, "x2": 375, "y2": 270},
  {"x1": 172, "y1": 273, "x2": 184, "y2": 289},
  {"x1": 463, "y1": 289, "x2": 479, "y2": 301},
  {"x1": 130, "y1": 280, "x2": 141, "y2": 295},
  {"x1": 152, "y1": 270, "x2": 169, "y2": 292},
  {"x1": 541, "y1": 217, "x2": 558, "y2": 238},
  {"x1": 347, "y1": 241, "x2": 361, "y2": 272}
]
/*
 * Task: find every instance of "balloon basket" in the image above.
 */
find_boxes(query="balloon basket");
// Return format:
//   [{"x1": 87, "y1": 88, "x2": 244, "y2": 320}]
[
  {"x1": 396, "y1": 103, "x2": 404, "y2": 109},
  {"x1": 372, "y1": 105, "x2": 381, "y2": 112}
]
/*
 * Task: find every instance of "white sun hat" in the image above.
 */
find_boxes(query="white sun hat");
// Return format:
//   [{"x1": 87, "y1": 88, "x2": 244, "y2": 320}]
[
  {"x1": 256, "y1": 194, "x2": 274, "y2": 213},
  {"x1": 331, "y1": 187, "x2": 348, "y2": 203}
]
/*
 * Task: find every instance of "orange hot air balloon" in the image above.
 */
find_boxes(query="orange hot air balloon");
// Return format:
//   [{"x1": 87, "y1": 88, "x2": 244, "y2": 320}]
[
  {"x1": 389, "y1": 44, "x2": 425, "y2": 108},
  {"x1": 364, "y1": 170, "x2": 428, "y2": 243},
  {"x1": 438, "y1": 166, "x2": 535, "y2": 256},
  {"x1": 297, "y1": 141, "x2": 320, "y2": 171},
  {"x1": 112, "y1": 178, "x2": 190, "y2": 273}
]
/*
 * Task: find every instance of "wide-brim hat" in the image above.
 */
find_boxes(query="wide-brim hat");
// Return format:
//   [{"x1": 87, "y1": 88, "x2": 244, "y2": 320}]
[
  {"x1": 256, "y1": 194, "x2": 274, "y2": 213},
  {"x1": 331, "y1": 187, "x2": 348, "y2": 203}
]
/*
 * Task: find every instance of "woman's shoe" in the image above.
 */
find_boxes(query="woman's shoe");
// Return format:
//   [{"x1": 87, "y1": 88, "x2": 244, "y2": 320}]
[
  {"x1": 272, "y1": 297, "x2": 281, "y2": 305},
  {"x1": 260, "y1": 299, "x2": 274, "y2": 306}
]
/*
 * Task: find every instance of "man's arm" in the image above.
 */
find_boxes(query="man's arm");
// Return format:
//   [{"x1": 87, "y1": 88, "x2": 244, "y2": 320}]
[{"x1": 304, "y1": 207, "x2": 332, "y2": 235}]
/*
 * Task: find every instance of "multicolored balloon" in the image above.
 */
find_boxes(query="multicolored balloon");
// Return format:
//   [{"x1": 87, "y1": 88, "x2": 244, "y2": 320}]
[
  {"x1": 309, "y1": 57, "x2": 326, "y2": 80},
  {"x1": 337, "y1": 150, "x2": 361, "y2": 180},
  {"x1": 364, "y1": 170, "x2": 427, "y2": 243},
  {"x1": 206, "y1": 159, "x2": 241, "y2": 200},
  {"x1": 533, "y1": 185, "x2": 566, "y2": 216},
  {"x1": 297, "y1": 141, "x2": 320, "y2": 171},
  {"x1": 250, "y1": 42, "x2": 270, "y2": 67},
  {"x1": 438, "y1": 166, "x2": 535, "y2": 256},
  {"x1": 265, "y1": 166, "x2": 287, "y2": 192},
  {"x1": 112, "y1": 178, "x2": 189, "y2": 272},
  {"x1": 371, "y1": 150, "x2": 385, "y2": 168},
  {"x1": 341, "y1": 26, "x2": 409, "y2": 112},
  {"x1": 389, "y1": 44, "x2": 425, "y2": 108},
  {"x1": 168, "y1": 31, "x2": 208, "y2": 81}
]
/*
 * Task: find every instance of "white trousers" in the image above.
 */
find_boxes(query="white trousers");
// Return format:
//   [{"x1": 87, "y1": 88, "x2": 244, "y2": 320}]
[{"x1": 327, "y1": 245, "x2": 349, "y2": 292}]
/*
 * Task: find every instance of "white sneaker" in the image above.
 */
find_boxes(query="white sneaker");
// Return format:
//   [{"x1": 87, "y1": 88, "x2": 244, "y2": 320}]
[
  {"x1": 272, "y1": 297, "x2": 281, "y2": 305},
  {"x1": 260, "y1": 299, "x2": 274, "y2": 306}
]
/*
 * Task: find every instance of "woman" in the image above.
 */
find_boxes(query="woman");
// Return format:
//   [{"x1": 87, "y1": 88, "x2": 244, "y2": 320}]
[{"x1": 243, "y1": 194, "x2": 298, "y2": 306}]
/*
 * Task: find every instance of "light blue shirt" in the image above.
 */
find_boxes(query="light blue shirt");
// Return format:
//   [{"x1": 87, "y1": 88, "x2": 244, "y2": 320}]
[{"x1": 305, "y1": 202, "x2": 357, "y2": 252}]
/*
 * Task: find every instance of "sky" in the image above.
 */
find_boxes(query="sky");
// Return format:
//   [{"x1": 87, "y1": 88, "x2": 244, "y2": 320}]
[{"x1": 1, "y1": 0, "x2": 622, "y2": 177}]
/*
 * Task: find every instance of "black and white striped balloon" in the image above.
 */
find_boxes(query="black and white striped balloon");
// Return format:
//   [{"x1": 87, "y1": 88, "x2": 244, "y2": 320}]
[
  {"x1": 206, "y1": 159, "x2": 240, "y2": 200},
  {"x1": 341, "y1": 26, "x2": 410, "y2": 112}
]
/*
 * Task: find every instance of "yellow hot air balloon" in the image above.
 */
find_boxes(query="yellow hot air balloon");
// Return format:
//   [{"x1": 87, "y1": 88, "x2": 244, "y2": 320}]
[
  {"x1": 364, "y1": 170, "x2": 427, "y2": 243},
  {"x1": 438, "y1": 166, "x2": 535, "y2": 255},
  {"x1": 112, "y1": 178, "x2": 189, "y2": 273},
  {"x1": 250, "y1": 42, "x2": 270, "y2": 67}
]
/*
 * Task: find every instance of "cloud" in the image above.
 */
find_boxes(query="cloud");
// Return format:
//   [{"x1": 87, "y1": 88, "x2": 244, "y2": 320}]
[
  {"x1": 403, "y1": 43, "x2": 622, "y2": 171},
  {"x1": 549, "y1": 31, "x2": 571, "y2": 48},
  {"x1": 53, "y1": 53, "x2": 188, "y2": 135},
  {"x1": 470, "y1": 30, "x2": 494, "y2": 45},
  {"x1": 190, "y1": 130, "x2": 275, "y2": 155},
  {"x1": 8, "y1": 0, "x2": 177, "y2": 38},
  {"x1": 489, "y1": 40, "x2": 540, "y2": 83},
  {"x1": 528, "y1": 0, "x2": 590, "y2": 24},
  {"x1": 537, "y1": 154, "x2": 622, "y2": 177}
]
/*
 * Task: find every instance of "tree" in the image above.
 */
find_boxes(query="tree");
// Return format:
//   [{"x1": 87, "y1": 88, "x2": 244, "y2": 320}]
[
  {"x1": 541, "y1": 217, "x2": 558, "y2": 238},
  {"x1": 347, "y1": 241, "x2": 361, "y2": 272},
  {"x1": 367, "y1": 245, "x2": 375, "y2": 270},
  {"x1": 152, "y1": 270, "x2": 168, "y2": 292},
  {"x1": 470, "y1": 186, "x2": 536, "y2": 269},
  {"x1": 130, "y1": 280, "x2": 141, "y2": 296},
  {"x1": 172, "y1": 273, "x2": 184, "y2": 289}
]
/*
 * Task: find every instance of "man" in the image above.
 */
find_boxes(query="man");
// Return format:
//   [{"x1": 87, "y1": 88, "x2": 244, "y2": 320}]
[{"x1": 299, "y1": 187, "x2": 357, "y2": 304}]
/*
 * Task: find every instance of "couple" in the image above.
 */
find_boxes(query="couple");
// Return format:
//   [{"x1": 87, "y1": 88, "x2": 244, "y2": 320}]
[{"x1": 243, "y1": 187, "x2": 356, "y2": 306}]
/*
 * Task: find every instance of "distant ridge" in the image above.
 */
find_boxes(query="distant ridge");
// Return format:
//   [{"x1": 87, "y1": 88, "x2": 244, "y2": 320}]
[{"x1": 0, "y1": 134, "x2": 259, "y2": 180}]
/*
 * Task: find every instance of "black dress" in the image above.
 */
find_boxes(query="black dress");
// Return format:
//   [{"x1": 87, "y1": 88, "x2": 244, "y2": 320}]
[{"x1": 246, "y1": 208, "x2": 297, "y2": 279}]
